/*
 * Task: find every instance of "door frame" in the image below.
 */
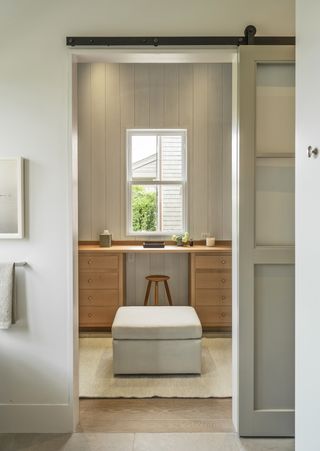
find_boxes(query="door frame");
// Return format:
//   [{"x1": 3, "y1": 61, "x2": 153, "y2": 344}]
[{"x1": 68, "y1": 47, "x2": 240, "y2": 431}]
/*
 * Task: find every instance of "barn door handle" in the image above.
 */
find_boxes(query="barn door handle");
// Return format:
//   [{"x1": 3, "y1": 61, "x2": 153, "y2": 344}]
[{"x1": 308, "y1": 146, "x2": 318, "y2": 158}]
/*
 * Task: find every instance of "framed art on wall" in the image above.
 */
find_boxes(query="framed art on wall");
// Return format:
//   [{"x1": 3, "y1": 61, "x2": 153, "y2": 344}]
[{"x1": 0, "y1": 157, "x2": 24, "y2": 239}]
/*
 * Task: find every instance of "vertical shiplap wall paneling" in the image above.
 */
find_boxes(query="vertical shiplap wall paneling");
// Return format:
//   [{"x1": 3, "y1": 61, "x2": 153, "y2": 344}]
[
  {"x1": 132, "y1": 254, "x2": 150, "y2": 305},
  {"x1": 78, "y1": 64, "x2": 92, "y2": 240},
  {"x1": 134, "y1": 64, "x2": 150, "y2": 128},
  {"x1": 78, "y1": 62, "x2": 232, "y2": 241},
  {"x1": 193, "y1": 64, "x2": 209, "y2": 236},
  {"x1": 163, "y1": 254, "x2": 189, "y2": 305},
  {"x1": 222, "y1": 64, "x2": 232, "y2": 239},
  {"x1": 149, "y1": 64, "x2": 165, "y2": 128},
  {"x1": 178, "y1": 64, "x2": 194, "y2": 237},
  {"x1": 105, "y1": 64, "x2": 121, "y2": 239},
  {"x1": 164, "y1": 64, "x2": 179, "y2": 127},
  {"x1": 207, "y1": 64, "x2": 223, "y2": 238},
  {"x1": 119, "y1": 64, "x2": 134, "y2": 240},
  {"x1": 91, "y1": 64, "x2": 106, "y2": 240},
  {"x1": 178, "y1": 254, "x2": 189, "y2": 305}
]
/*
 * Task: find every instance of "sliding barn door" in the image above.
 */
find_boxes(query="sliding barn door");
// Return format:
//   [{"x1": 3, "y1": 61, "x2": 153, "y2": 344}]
[{"x1": 238, "y1": 46, "x2": 295, "y2": 436}]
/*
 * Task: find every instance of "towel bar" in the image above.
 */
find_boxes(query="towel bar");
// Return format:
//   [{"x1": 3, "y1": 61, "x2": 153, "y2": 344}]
[{"x1": 15, "y1": 262, "x2": 27, "y2": 267}]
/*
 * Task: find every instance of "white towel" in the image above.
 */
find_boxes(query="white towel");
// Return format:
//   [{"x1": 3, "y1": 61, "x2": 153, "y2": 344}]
[{"x1": 0, "y1": 263, "x2": 15, "y2": 329}]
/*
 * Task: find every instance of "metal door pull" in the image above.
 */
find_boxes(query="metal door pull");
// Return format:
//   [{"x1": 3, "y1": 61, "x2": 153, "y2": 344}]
[{"x1": 308, "y1": 146, "x2": 319, "y2": 158}]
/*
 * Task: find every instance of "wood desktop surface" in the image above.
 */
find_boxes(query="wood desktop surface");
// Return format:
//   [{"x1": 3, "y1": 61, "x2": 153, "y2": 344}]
[{"x1": 78, "y1": 243, "x2": 232, "y2": 254}]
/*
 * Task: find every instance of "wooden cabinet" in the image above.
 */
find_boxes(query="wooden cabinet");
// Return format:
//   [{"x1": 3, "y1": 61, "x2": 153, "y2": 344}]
[
  {"x1": 79, "y1": 251, "x2": 124, "y2": 328},
  {"x1": 190, "y1": 252, "x2": 232, "y2": 329},
  {"x1": 78, "y1": 244, "x2": 232, "y2": 330}
]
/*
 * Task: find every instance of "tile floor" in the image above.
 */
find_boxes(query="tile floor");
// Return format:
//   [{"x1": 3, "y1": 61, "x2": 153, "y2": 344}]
[{"x1": 0, "y1": 433, "x2": 294, "y2": 451}]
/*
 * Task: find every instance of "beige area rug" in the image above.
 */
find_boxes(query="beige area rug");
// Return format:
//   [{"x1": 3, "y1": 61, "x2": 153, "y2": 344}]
[{"x1": 79, "y1": 337, "x2": 232, "y2": 398}]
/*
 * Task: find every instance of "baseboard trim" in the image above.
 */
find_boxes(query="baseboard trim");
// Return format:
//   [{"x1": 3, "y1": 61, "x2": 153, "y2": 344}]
[{"x1": 0, "y1": 404, "x2": 74, "y2": 433}]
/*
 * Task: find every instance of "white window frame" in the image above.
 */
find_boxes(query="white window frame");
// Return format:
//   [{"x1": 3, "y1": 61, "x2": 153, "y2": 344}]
[{"x1": 126, "y1": 129, "x2": 187, "y2": 236}]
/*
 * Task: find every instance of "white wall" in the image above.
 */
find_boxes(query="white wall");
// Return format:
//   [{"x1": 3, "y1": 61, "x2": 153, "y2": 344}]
[
  {"x1": 295, "y1": 1, "x2": 320, "y2": 449},
  {"x1": 0, "y1": 0, "x2": 294, "y2": 433}
]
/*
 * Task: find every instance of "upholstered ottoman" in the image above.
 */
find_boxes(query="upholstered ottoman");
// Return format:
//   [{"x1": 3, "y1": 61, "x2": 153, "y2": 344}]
[{"x1": 112, "y1": 306, "x2": 202, "y2": 375}]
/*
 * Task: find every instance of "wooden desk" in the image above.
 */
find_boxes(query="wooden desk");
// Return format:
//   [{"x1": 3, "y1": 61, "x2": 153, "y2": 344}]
[{"x1": 78, "y1": 243, "x2": 232, "y2": 330}]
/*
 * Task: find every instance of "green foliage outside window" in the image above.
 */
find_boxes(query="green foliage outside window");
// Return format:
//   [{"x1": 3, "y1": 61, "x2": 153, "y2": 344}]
[{"x1": 132, "y1": 185, "x2": 157, "y2": 232}]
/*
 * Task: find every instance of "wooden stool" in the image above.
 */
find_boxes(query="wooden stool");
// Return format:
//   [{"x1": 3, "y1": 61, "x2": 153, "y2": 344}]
[{"x1": 144, "y1": 275, "x2": 173, "y2": 306}]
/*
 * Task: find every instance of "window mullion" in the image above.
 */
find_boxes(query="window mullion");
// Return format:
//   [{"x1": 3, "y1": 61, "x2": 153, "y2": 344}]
[
  {"x1": 130, "y1": 180, "x2": 183, "y2": 186},
  {"x1": 158, "y1": 135, "x2": 162, "y2": 232}
]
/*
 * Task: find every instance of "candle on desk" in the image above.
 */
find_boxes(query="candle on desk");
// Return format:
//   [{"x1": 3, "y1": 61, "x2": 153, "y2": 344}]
[{"x1": 206, "y1": 237, "x2": 216, "y2": 247}]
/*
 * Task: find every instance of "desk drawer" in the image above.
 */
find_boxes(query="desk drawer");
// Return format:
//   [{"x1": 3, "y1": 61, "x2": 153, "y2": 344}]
[
  {"x1": 79, "y1": 254, "x2": 119, "y2": 270},
  {"x1": 196, "y1": 306, "x2": 232, "y2": 326},
  {"x1": 196, "y1": 271, "x2": 231, "y2": 289},
  {"x1": 79, "y1": 272, "x2": 119, "y2": 289},
  {"x1": 79, "y1": 289, "x2": 119, "y2": 307},
  {"x1": 195, "y1": 255, "x2": 231, "y2": 270},
  {"x1": 196, "y1": 289, "x2": 232, "y2": 306},
  {"x1": 79, "y1": 306, "x2": 118, "y2": 327}
]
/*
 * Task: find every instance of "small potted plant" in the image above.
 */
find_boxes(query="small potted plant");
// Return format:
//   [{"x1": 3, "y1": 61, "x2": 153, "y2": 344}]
[{"x1": 172, "y1": 232, "x2": 189, "y2": 246}]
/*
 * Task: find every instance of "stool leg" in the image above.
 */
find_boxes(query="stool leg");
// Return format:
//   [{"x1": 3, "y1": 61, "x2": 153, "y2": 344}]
[
  {"x1": 154, "y1": 281, "x2": 159, "y2": 305},
  {"x1": 164, "y1": 280, "x2": 173, "y2": 305},
  {"x1": 144, "y1": 281, "x2": 152, "y2": 306}
]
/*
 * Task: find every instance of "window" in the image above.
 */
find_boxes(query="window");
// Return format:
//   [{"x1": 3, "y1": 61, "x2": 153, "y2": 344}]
[{"x1": 127, "y1": 129, "x2": 187, "y2": 235}]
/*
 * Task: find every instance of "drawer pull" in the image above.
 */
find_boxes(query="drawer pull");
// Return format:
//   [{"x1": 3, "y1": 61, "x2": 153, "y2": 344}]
[
  {"x1": 88, "y1": 313, "x2": 93, "y2": 318},
  {"x1": 88, "y1": 259, "x2": 93, "y2": 265},
  {"x1": 221, "y1": 295, "x2": 226, "y2": 301},
  {"x1": 221, "y1": 279, "x2": 226, "y2": 283},
  {"x1": 221, "y1": 312, "x2": 226, "y2": 318},
  {"x1": 88, "y1": 296, "x2": 93, "y2": 301},
  {"x1": 88, "y1": 279, "x2": 93, "y2": 284},
  {"x1": 221, "y1": 260, "x2": 226, "y2": 264}
]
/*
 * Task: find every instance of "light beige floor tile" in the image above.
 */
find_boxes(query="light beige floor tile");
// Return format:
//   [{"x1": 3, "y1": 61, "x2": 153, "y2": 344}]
[
  {"x1": 0, "y1": 434, "x2": 15, "y2": 451},
  {"x1": 133, "y1": 433, "x2": 295, "y2": 451},
  {"x1": 0, "y1": 432, "x2": 295, "y2": 451},
  {"x1": 239, "y1": 437, "x2": 295, "y2": 451},
  {"x1": 133, "y1": 433, "x2": 240, "y2": 451},
  {"x1": 0, "y1": 433, "x2": 134, "y2": 451}
]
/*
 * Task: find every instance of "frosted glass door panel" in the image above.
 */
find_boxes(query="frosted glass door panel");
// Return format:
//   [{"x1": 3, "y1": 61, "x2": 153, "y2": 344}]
[
  {"x1": 254, "y1": 264, "x2": 295, "y2": 410},
  {"x1": 256, "y1": 64, "x2": 295, "y2": 155},
  {"x1": 256, "y1": 158, "x2": 295, "y2": 245}
]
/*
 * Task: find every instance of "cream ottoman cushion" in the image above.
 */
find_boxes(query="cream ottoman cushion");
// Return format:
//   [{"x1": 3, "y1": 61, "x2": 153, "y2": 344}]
[{"x1": 112, "y1": 306, "x2": 202, "y2": 375}]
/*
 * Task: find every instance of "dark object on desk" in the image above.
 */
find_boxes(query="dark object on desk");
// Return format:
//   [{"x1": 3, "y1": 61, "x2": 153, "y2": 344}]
[{"x1": 143, "y1": 241, "x2": 165, "y2": 248}]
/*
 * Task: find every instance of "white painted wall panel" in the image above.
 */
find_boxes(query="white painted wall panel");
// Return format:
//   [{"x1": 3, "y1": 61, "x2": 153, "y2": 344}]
[
  {"x1": 78, "y1": 64, "x2": 92, "y2": 239},
  {"x1": 91, "y1": 64, "x2": 106, "y2": 237},
  {"x1": 105, "y1": 64, "x2": 121, "y2": 237},
  {"x1": 296, "y1": 1, "x2": 320, "y2": 449}
]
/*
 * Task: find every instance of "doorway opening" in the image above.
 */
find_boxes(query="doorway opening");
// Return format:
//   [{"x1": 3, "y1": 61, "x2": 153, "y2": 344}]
[{"x1": 71, "y1": 48, "x2": 239, "y2": 433}]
